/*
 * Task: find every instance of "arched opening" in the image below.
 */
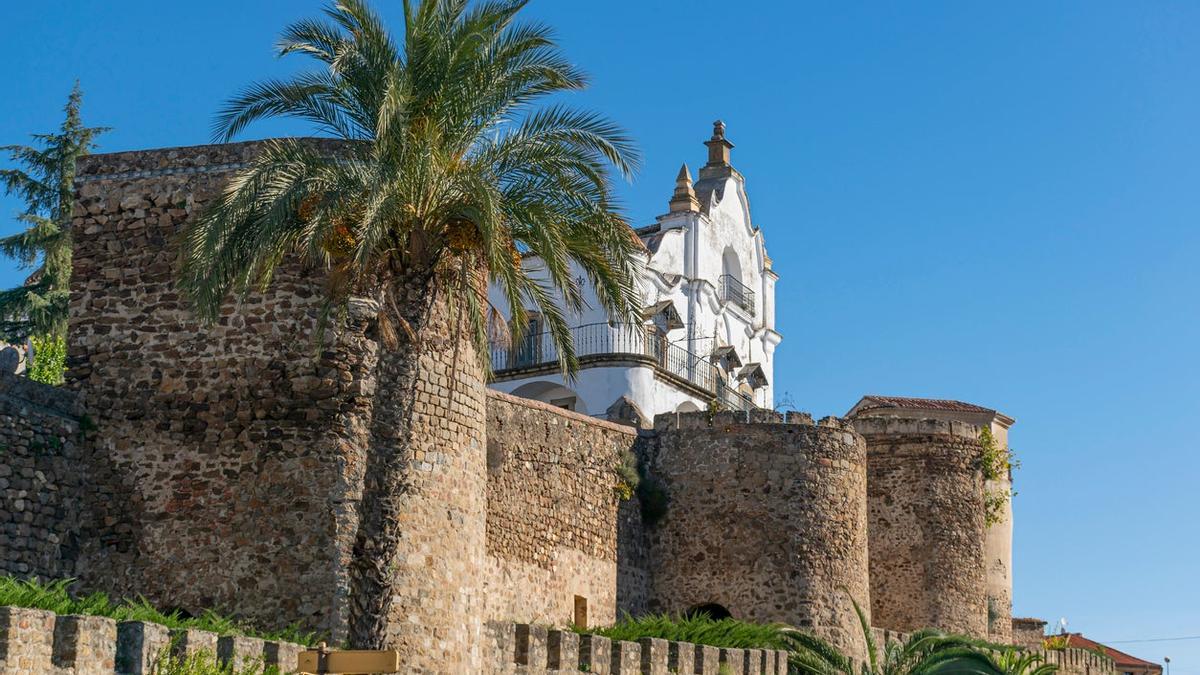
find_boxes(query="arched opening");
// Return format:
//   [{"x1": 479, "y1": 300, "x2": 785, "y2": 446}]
[
  {"x1": 686, "y1": 603, "x2": 732, "y2": 621},
  {"x1": 675, "y1": 401, "x2": 701, "y2": 413},
  {"x1": 509, "y1": 380, "x2": 587, "y2": 414},
  {"x1": 719, "y1": 247, "x2": 753, "y2": 313},
  {"x1": 721, "y1": 247, "x2": 743, "y2": 284}
]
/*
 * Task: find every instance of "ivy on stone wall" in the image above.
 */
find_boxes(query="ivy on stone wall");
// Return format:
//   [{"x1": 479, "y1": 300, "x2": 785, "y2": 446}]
[{"x1": 980, "y1": 427, "x2": 1019, "y2": 527}]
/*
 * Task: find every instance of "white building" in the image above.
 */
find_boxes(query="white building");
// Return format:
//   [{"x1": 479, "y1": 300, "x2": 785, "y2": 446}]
[{"x1": 487, "y1": 122, "x2": 782, "y2": 422}]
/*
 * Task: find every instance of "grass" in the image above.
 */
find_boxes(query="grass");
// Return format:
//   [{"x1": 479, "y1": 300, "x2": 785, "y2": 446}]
[
  {"x1": 0, "y1": 577, "x2": 317, "y2": 646},
  {"x1": 151, "y1": 651, "x2": 284, "y2": 675}
]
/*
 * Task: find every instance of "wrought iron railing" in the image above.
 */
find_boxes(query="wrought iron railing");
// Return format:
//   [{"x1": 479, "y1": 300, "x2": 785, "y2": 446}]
[
  {"x1": 490, "y1": 322, "x2": 758, "y2": 410},
  {"x1": 718, "y1": 275, "x2": 755, "y2": 315}
]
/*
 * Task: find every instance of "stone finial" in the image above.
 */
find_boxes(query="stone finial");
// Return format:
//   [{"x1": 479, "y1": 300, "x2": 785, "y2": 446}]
[
  {"x1": 705, "y1": 119, "x2": 735, "y2": 168},
  {"x1": 668, "y1": 164, "x2": 701, "y2": 213}
]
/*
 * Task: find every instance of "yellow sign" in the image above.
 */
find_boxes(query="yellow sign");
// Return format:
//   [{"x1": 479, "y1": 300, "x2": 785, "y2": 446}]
[{"x1": 296, "y1": 648, "x2": 401, "y2": 674}]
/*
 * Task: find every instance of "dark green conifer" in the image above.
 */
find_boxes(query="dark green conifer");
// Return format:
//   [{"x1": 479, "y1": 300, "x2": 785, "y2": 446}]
[{"x1": 0, "y1": 83, "x2": 108, "y2": 340}]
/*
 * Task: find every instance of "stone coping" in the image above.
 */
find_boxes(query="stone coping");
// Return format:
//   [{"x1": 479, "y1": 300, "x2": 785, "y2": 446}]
[{"x1": 487, "y1": 388, "x2": 638, "y2": 436}]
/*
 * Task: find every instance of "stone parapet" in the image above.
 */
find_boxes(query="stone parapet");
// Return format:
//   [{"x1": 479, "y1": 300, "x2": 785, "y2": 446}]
[
  {"x1": 0, "y1": 606, "x2": 303, "y2": 674},
  {"x1": 489, "y1": 622, "x2": 789, "y2": 674},
  {"x1": 849, "y1": 415, "x2": 982, "y2": 441},
  {"x1": 1033, "y1": 648, "x2": 1117, "y2": 675}
]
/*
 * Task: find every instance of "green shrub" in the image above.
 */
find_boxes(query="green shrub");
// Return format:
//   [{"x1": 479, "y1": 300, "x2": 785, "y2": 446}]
[
  {"x1": 152, "y1": 651, "x2": 281, "y2": 675},
  {"x1": 576, "y1": 613, "x2": 800, "y2": 651},
  {"x1": 28, "y1": 334, "x2": 66, "y2": 385},
  {"x1": 0, "y1": 576, "x2": 316, "y2": 645}
]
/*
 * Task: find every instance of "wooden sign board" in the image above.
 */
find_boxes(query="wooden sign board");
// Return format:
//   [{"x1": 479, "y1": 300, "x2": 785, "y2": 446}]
[{"x1": 297, "y1": 649, "x2": 401, "y2": 674}]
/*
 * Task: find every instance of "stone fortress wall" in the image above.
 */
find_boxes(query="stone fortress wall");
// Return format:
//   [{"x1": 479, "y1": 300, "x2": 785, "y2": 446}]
[
  {"x1": 0, "y1": 373, "x2": 85, "y2": 582},
  {"x1": 849, "y1": 416, "x2": 989, "y2": 638},
  {"x1": 66, "y1": 141, "x2": 379, "y2": 643},
  {"x1": 0, "y1": 140, "x2": 1034, "y2": 670},
  {"x1": 643, "y1": 410, "x2": 871, "y2": 659},
  {"x1": 483, "y1": 390, "x2": 647, "y2": 628}
]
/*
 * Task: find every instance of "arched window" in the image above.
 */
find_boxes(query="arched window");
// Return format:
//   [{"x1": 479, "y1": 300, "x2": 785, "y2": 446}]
[
  {"x1": 719, "y1": 247, "x2": 754, "y2": 314},
  {"x1": 721, "y1": 247, "x2": 742, "y2": 284}
]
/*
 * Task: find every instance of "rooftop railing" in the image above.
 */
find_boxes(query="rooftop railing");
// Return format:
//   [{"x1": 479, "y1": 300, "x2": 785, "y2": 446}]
[{"x1": 490, "y1": 322, "x2": 757, "y2": 411}]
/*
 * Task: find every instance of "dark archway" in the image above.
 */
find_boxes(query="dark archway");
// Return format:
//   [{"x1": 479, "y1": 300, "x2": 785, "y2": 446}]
[{"x1": 686, "y1": 603, "x2": 733, "y2": 620}]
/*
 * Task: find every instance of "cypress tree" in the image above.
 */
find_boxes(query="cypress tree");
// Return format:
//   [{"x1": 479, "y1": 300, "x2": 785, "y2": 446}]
[{"x1": 0, "y1": 82, "x2": 108, "y2": 341}]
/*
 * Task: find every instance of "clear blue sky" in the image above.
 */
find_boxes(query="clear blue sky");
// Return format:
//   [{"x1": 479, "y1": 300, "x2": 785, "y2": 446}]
[{"x1": 4, "y1": 1, "x2": 1198, "y2": 668}]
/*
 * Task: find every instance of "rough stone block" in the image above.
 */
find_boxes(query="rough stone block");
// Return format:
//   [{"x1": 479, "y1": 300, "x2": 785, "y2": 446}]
[
  {"x1": 116, "y1": 620, "x2": 171, "y2": 674},
  {"x1": 639, "y1": 637, "x2": 670, "y2": 675},
  {"x1": 0, "y1": 607, "x2": 55, "y2": 674},
  {"x1": 547, "y1": 630, "x2": 579, "y2": 670},
  {"x1": 579, "y1": 634, "x2": 612, "y2": 675},
  {"x1": 694, "y1": 644, "x2": 720, "y2": 673},
  {"x1": 53, "y1": 614, "x2": 117, "y2": 674},
  {"x1": 668, "y1": 640, "x2": 695, "y2": 674},
  {"x1": 515, "y1": 623, "x2": 548, "y2": 667},
  {"x1": 610, "y1": 640, "x2": 641, "y2": 675},
  {"x1": 169, "y1": 627, "x2": 218, "y2": 659},
  {"x1": 217, "y1": 635, "x2": 265, "y2": 670},
  {"x1": 720, "y1": 648, "x2": 745, "y2": 675},
  {"x1": 743, "y1": 648, "x2": 762, "y2": 675},
  {"x1": 264, "y1": 640, "x2": 304, "y2": 671},
  {"x1": 773, "y1": 649, "x2": 791, "y2": 675}
]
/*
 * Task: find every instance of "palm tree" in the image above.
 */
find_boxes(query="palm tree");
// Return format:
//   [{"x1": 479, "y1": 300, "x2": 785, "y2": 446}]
[
  {"x1": 993, "y1": 649, "x2": 1060, "y2": 675},
  {"x1": 176, "y1": 0, "x2": 643, "y2": 659},
  {"x1": 789, "y1": 601, "x2": 1006, "y2": 675}
]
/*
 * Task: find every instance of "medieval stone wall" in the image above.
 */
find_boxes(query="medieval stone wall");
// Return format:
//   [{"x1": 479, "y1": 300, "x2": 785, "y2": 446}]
[
  {"x1": 484, "y1": 390, "x2": 647, "y2": 628},
  {"x1": 68, "y1": 141, "x2": 378, "y2": 643},
  {"x1": 0, "y1": 373, "x2": 85, "y2": 581},
  {"x1": 643, "y1": 410, "x2": 871, "y2": 661},
  {"x1": 850, "y1": 416, "x2": 989, "y2": 638}
]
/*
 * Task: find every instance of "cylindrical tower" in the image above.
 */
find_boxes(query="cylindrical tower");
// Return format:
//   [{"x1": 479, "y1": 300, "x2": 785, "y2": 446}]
[
  {"x1": 645, "y1": 411, "x2": 871, "y2": 661},
  {"x1": 849, "y1": 416, "x2": 989, "y2": 637}
]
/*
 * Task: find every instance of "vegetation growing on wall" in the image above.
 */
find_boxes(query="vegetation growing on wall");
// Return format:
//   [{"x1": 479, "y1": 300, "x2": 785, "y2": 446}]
[
  {"x1": 614, "y1": 448, "x2": 640, "y2": 500},
  {"x1": 27, "y1": 333, "x2": 66, "y2": 385},
  {"x1": 151, "y1": 651, "x2": 282, "y2": 675},
  {"x1": 980, "y1": 427, "x2": 1019, "y2": 527},
  {"x1": 0, "y1": 576, "x2": 316, "y2": 645}
]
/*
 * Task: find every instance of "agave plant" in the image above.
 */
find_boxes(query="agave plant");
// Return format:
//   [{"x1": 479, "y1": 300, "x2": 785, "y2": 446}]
[{"x1": 177, "y1": 0, "x2": 642, "y2": 652}]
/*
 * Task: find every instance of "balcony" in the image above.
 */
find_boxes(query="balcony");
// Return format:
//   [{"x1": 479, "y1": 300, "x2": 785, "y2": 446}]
[
  {"x1": 490, "y1": 322, "x2": 756, "y2": 411},
  {"x1": 718, "y1": 275, "x2": 755, "y2": 316}
]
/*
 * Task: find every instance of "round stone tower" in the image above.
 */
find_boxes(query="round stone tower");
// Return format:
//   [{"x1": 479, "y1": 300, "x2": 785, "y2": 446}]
[
  {"x1": 645, "y1": 410, "x2": 871, "y2": 661},
  {"x1": 848, "y1": 415, "x2": 990, "y2": 638}
]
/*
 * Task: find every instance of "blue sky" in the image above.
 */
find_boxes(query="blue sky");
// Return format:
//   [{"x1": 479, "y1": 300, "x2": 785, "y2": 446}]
[{"x1": 3, "y1": 1, "x2": 1198, "y2": 667}]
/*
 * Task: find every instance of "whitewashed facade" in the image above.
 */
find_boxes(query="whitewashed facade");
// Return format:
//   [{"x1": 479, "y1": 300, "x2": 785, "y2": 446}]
[{"x1": 487, "y1": 122, "x2": 782, "y2": 422}]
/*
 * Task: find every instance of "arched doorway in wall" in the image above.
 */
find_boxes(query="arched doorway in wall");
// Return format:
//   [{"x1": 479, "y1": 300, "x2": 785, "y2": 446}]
[
  {"x1": 676, "y1": 401, "x2": 702, "y2": 413},
  {"x1": 686, "y1": 603, "x2": 733, "y2": 620},
  {"x1": 508, "y1": 380, "x2": 588, "y2": 414}
]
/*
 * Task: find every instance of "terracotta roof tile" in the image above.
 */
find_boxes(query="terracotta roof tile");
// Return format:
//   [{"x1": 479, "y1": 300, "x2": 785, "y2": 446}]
[
  {"x1": 857, "y1": 395, "x2": 996, "y2": 415},
  {"x1": 1050, "y1": 634, "x2": 1162, "y2": 670}
]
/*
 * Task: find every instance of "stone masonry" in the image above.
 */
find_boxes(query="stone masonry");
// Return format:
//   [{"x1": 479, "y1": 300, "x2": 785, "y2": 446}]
[
  {"x1": 484, "y1": 390, "x2": 647, "y2": 628},
  {"x1": 0, "y1": 373, "x2": 85, "y2": 582},
  {"x1": 68, "y1": 140, "x2": 382, "y2": 642},
  {"x1": 644, "y1": 411, "x2": 872, "y2": 662},
  {"x1": 850, "y1": 416, "x2": 989, "y2": 637}
]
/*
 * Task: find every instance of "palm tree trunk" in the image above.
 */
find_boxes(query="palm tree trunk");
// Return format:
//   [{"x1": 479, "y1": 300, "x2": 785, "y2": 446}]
[{"x1": 347, "y1": 265, "x2": 487, "y2": 672}]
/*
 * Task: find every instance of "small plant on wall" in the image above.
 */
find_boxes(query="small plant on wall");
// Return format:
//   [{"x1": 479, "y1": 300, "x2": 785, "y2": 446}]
[
  {"x1": 614, "y1": 448, "x2": 640, "y2": 500},
  {"x1": 980, "y1": 427, "x2": 1019, "y2": 527}
]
